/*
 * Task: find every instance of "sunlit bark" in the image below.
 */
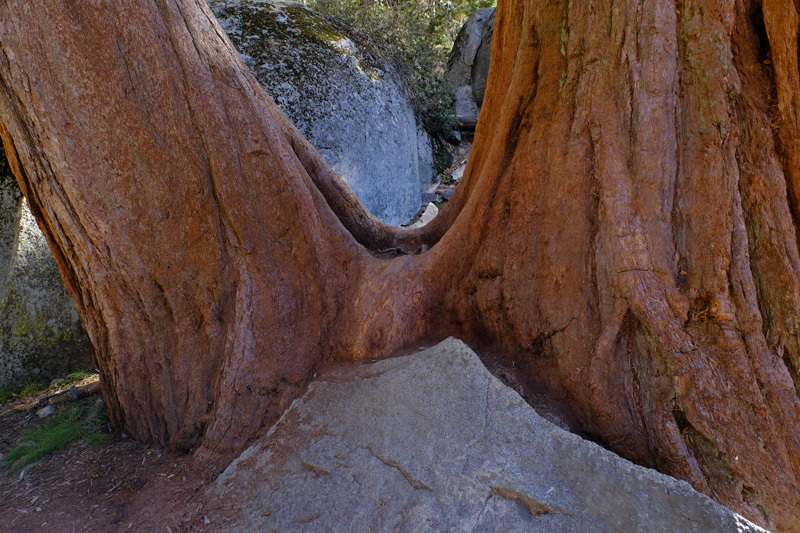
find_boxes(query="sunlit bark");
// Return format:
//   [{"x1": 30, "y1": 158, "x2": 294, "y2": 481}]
[{"x1": 1, "y1": 0, "x2": 799, "y2": 529}]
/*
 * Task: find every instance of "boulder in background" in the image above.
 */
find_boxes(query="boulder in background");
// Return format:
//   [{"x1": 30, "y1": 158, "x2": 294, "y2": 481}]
[
  {"x1": 446, "y1": 8, "x2": 495, "y2": 89},
  {"x1": 447, "y1": 7, "x2": 496, "y2": 130},
  {"x1": 209, "y1": 0, "x2": 434, "y2": 226},
  {"x1": 471, "y1": 8, "x2": 496, "y2": 107}
]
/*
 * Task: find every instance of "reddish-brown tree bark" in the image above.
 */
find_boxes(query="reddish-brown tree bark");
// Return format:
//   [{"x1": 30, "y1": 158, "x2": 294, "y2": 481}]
[{"x1": 1, "y1": 0, "x2": 800, "y2": 529}]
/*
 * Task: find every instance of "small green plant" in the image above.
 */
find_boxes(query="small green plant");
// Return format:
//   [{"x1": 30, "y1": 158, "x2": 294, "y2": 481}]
[
  {"x1": 63, "y1": 370, "x2": 95, "y2": 385},
  {"x1": 3, "y1": 400, "x2": 112, "y2": 472},
  {"x1": 0, "y1": 381, "x2": 46, "y2": 404},
  {"x1": 1, "y1": 370, "x2": 98, "y2": 405},
  {"x1": 18, "y1": 381, "x2": 47, "y2": 400},
  {"x1": 0, "y1": 388, "x2": 13, "y2": 403}
]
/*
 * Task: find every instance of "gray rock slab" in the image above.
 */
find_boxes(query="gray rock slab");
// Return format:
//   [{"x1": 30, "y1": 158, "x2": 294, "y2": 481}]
[
  {"x1": 208, "y1": 0, "x2": 433, "y2": 226},
  {"x1": 451, "y1": 163, "x2": 467, "y2": 182},
  {"x1": 446, "y1": 8, "x2": 495, "y2": 89},
  {"x1": 407, "y1": 202, "x2": 439, "y2": 229},
  {"x1": 416, "y1": 127, "x2": 438, "y2": 193},
  {"x1": 471, "y1": 8, "x2": 496, "y2": 107},
  {"x1": 206, "y1": 338, "x2": 766, "y2": 532},
  {"x1": 0, "y1": 153, "x2": 91, "y2": 388},
  {"x1": 421, "y1": 192, "x2": 438, "y2": 204}
]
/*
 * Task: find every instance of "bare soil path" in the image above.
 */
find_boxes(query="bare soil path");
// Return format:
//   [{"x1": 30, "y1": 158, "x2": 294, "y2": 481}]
[{"x1": 0, "y1": 387, "x2": 221, "y2": 532}]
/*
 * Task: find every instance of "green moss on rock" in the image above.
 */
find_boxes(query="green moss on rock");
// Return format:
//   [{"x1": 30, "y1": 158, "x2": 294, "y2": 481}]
[
  {"x1": 208, "y1": 0, "x2": 433, "y2": 226},
  {"x1": 0, "y1": 148, "x2": 91, "y2": 388}
]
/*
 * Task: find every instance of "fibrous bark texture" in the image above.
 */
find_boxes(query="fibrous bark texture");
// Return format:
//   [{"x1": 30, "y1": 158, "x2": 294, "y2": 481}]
[
  {"x1": 1, "y1": 0, "x2": 799, "y2": 530},
  {"x1": 0, "y1": 0, "x2": 437, "y2": 458}
]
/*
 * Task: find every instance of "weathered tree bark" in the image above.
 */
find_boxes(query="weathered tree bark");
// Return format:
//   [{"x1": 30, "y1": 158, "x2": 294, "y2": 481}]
[{"x1": 1, "y1": 0, "x2": 799, "y2": 529}]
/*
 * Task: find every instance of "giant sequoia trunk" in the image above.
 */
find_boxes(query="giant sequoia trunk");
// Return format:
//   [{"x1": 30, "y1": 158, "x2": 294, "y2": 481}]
[{"x1": 1, "y1": 0, "x2": 799, "y2": 529}]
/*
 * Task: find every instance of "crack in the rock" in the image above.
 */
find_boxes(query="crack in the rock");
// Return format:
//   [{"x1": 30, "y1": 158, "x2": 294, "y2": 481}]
[
  {"x1": 278, "y1": 440, "x2": 330, "y2": 477},
  {"x1": 374, "y1": 454, "x2": 432, "y2": 491},
  {"x1": 617, "y1": 267, "x2": 654, "y2": 274},
  {"x1": 482, "y1": 373, "x2": 490, "y2": 435},
  {"x1": 490, "y1": 486, "x2": 569, "y2": 517},
  {"x1": 471, "y1": 492, "x2": 494, "y2": 532},
  {"x1": 299, "y1": 458, "x2": 331, "y2": 477}
]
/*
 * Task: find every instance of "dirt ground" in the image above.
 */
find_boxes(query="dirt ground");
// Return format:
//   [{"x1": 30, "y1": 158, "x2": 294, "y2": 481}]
[{"x1": 0, "y1": 386, "x2": 227, "y2": 533}]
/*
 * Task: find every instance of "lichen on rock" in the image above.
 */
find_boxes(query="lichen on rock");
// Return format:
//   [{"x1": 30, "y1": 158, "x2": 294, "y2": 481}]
[
  {"x1": 0, "y1": 152, "x2": 91, "y2": 388},
  {"x1": 208, "y1": 0, "x2": 435, "y2": 225}
]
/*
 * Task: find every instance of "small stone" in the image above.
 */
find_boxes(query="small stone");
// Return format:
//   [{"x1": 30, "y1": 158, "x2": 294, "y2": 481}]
[
  {"x1": 421, "y1": 192, "x2": 438, "y2": 204},
  {"x1": 444, "y1": 130, "x2": 462, "y2": 146},
  {"x1": 451, "y1": 164, "x2": 467, "y2": 182},
  {"x1": 407, "y1": 203, "x2": 439, "y2": 229},
  {"x1": 442, "y1": 189, "x2": 455, "y2": 201},
  {"x1": 36, "y1": 405, "x2": 56, "y2": 418}
]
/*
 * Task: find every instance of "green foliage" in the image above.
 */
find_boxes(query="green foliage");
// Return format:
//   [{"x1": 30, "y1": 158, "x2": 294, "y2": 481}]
[
  {"x1": 19, "y1": 381, "x2": 47, "y2": 400},
  {"x1": 0, "y1": 370, "x2": 97, "y2": 405},
  {"x1": 63, "y1": 370, "x2": 95, "y2": 385},
  {"x1": 0, "y1": 284, "x2": 77, "y2": 353},
  {"x1": 301, "y1": 0, "x2": 496, "y2": 136},
  {"x1": 3, "y1": 400, "x2": 111, "y2": 472},
  {"x1": 0, "y1": 388, "x2": 12, "y2": 403}
]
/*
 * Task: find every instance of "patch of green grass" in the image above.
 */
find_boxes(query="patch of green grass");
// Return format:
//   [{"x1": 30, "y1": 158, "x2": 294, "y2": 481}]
[
  {"x1": 0, "y1": 380, "x2": 50, "y2": 404},
  {"x1": 3, "y1": 400, "x2": 112, "y2": 472},
  {"x1": 1, "y1": 370, "x2": 98, "y2": 405},
  {"x1": 63, "y1": 370, "x2": 94, "y2": 384},
  {"x1": 0, "y1": 380, "x2": 50, "y2": 405},
  {"x1": 51, "y1": 369, "x2": 97, "y2": 390},
  {"x1": 0, "y1": 388, "x2": 13, "y2": 403},
  {"x1": 19, "y1": 381, "x2": 48, "y2": 399}
]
